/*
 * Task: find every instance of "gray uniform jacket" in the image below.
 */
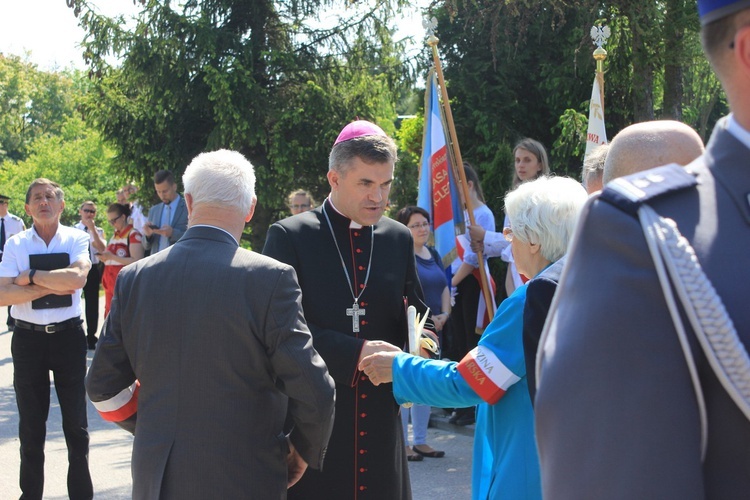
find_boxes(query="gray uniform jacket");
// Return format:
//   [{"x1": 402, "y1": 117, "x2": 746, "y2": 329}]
[
  {"x1": 86, "y1": 225, "x2": 335, "y2": 500},
  {"x1": 535, "y1": 118, "x2": 750, "y2": 499}
]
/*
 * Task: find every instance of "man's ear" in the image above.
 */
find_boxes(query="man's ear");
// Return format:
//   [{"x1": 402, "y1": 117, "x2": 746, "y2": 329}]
[
  {"x1": 245, "y1": 197, "x2": 257, "y2": 223},
  {"x1": 735, "y1": 25, "x2": 750, "y2": 80},
  {"x1": 185, "y1": 193, "x2": 194, "y2": 217},
  {"x1": 327, "y1": 169, "x2": 339, "y2": 191}
]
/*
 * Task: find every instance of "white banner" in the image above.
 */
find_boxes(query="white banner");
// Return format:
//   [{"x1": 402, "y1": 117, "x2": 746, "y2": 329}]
[{"x1": 584, "y1": 74, "x2": 607, "y2": 160}]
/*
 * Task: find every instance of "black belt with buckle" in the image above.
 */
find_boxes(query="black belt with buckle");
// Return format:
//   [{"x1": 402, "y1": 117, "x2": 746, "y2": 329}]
[{"x1": 15, "y1": 318, "x2": 83, "y2": 334}]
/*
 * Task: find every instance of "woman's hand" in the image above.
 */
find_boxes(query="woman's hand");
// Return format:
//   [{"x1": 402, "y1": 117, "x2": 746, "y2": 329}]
[
  {"x1": 432, "y1": 312, "x2": 449, "y2": 332},
  {"x1": 358, "y1": 351, "x2": 399, "y2": 386},
  {"x1": 98, "y1": 250, "x2": 115, "y2": 261}
]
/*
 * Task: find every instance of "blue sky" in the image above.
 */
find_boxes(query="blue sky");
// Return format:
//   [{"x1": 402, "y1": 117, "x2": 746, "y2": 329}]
[{"x1": 0, "y1": 0, "x2": 140, "y2": 70}]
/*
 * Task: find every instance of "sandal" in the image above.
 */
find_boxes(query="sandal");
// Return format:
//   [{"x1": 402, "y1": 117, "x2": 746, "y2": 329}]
[
  {"x1": 406, "y1": 446, "x2": 424, "y2": 461},
  {"x1": 413, "y1": 445, "x2": 445, "y2": 458}
]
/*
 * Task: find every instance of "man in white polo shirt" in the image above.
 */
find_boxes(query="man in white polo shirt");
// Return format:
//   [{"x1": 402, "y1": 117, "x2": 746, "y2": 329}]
[{"x1": 0, "y1": 178, "x2": 93, "y2": 499}]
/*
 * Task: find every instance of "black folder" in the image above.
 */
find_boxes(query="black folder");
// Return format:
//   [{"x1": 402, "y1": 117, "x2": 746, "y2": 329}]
[{"x1": 29, "y1": 253, "x2": 72, "y2": 309}]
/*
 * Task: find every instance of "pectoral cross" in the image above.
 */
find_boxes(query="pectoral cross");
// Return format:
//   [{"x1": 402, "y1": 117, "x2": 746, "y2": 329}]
[{"x1": 347, "y1": 302, "x2": 366, "y2": 333}]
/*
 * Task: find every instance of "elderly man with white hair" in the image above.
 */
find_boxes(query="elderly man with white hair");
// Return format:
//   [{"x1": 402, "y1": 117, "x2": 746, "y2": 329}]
[
  {"x1": 360, "y1": 176, "x2": 588, "y2": 500},
  {"x1": 86, "y1": 149, "x2": 335, "y2": 499}
]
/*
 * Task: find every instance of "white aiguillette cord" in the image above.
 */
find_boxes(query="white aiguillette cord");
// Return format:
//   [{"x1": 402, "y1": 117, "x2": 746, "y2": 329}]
[
  {"x1": 640, "y1": 205, "x2": 750, "y2": 461},
  {"x1": 322, "y1": 204, "x2": 374, "y2": 333}
]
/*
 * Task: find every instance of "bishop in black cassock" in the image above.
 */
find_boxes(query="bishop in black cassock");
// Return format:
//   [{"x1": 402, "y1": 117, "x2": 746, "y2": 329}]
[{"x1": 263, "y1": 120, "x2": 430, "y2": 499}]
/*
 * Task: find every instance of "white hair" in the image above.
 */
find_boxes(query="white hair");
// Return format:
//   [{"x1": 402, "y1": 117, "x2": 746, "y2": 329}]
[
  {"x1": 183, "y1": 149, "x2": 256, "y2": 214},
  {"x1": 504, "y1": 176, "x2": 588, "y2": 262}
]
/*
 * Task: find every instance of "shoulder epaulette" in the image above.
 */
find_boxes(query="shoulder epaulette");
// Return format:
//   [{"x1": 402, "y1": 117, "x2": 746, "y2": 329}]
[
  {"x1": 9, "y1": 214, "x2": 22, "y2": 221},
  {"x1": 600, "y1": 163, "x2": 698, "y2": 216}
]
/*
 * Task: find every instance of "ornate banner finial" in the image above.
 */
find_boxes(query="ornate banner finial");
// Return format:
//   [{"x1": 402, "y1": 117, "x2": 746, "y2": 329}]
[
  {"x1": 590, "y1": 24, "x2": 611, "y2": 49},
  {"x1": 590, "y1": 24, "x2": 610, "y2": 73},
  {"x1": 423, "y1": 16, "x2": 438, "y2": 38}
]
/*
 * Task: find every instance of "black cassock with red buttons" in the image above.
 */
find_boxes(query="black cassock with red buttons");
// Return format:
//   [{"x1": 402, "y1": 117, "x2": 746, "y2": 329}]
[{"x1": 264, "y1": 199, "x2": 431, "y2": 500}]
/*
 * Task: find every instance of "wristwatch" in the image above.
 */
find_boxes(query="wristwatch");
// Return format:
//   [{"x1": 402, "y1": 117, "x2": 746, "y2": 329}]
[{"x1": 28, "y1": 269, "x2": 36, "y2": 285}]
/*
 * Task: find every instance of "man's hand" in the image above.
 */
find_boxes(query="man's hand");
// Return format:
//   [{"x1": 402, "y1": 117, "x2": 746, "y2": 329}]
[
  {"x1": 82, "y1": 217, "x2": 97, "y2": 231},
  {"x1": 358, "y1": 351, "x2": 399, "y2": 386},
  {"x1": 14, "y1": 269, "x2": 33, "y2": 287},
  {"x1": 358, "y1": 340, "x2": 401, "y2": 365},
  {"x1": 142, "y1": 224, "x2": 154, "y2": 237},
  {"x1": 154, "y1": 224, "x2": 173, "y2": 238},
  {"x1": 286, "y1": 440, "x2": 308, "y2": 489}
]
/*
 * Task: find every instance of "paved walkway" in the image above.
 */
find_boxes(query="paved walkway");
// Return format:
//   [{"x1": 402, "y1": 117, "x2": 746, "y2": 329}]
[{"x1": 0, "y1": 303, "x2": 473, "y2": 499}]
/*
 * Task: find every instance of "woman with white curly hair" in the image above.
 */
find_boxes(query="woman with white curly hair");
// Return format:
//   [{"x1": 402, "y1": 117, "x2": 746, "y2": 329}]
[{"x1": 359, "y1": 175, "x2": 587, "y2": 500}]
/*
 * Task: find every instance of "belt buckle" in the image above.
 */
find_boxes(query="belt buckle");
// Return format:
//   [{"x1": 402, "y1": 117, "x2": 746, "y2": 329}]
[{"x1": 44, "y1": 324, "x2": 56, "y2": 334}]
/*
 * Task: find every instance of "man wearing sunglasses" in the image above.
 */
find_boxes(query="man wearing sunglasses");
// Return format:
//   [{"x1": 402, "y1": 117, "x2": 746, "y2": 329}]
[{"x1": 74, "y1": 202, "x2": 106, "y2": 349}]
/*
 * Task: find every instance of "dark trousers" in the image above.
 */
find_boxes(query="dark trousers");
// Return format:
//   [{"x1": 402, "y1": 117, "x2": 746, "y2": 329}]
[
  {"x1": 82, "y1": 264, "x2": 101, "y2": 338},
  {"x1": 447, "y1": 275, "x2": 481, "y2": 417},
  {"x1": 11, "y1": 322, "x2": 93, "y2": 500},
  {"x1": 448, "y1": 274, "x2": 481, "y2": 360}
]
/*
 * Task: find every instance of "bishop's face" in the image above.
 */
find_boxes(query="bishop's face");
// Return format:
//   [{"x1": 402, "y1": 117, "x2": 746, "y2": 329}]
[{"x1": 328, "y1": 157, "x2": 394, "y2": 226}]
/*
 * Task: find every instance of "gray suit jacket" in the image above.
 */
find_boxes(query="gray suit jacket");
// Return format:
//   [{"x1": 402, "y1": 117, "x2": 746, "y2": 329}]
[
  {"x1": 86, "y1": 226, "x2": 335, "y2": 499},
  {"x1": 141, "y1": 196, "x2": 188, "y2": 251},
  {"x1": 535, "y1": 119, "x2": 750, "y2": 498}
]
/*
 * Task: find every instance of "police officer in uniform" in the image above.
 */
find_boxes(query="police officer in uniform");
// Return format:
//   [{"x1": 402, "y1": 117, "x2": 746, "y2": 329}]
[
  {"x1": 535, "y1": 1, "x2": 750, "y2": 497},
  {"x1": 0, "y1": 193, "x2": 26, "y2": 329}
]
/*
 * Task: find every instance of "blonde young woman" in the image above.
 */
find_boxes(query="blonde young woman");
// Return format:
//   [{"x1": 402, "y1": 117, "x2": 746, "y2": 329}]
[{"x1": 468, "y1": 139, "x2": 550, "y2": 296}]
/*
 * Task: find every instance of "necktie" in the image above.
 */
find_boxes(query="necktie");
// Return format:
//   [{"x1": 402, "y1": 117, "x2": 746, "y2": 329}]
[
  {"x1": 160, "y1": 204, "x2": 172, "y2": 252},
  {"x1": 84, "y1": 226, "x2": 96, "y2": 263},
  {"x1": 0, "y1": 218, "x2": 5, "y2": 262}
]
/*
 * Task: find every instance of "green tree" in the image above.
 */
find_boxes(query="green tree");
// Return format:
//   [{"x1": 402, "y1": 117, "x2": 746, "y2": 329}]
[
  {"x1": 390, "y1": 112, "x2": 423, "y2": 211},
  {"x1": 0, "y1": 54, "x2": 77, "y2": 162},
  {"x1": 427, "y1": 0, "x2": 726, "y2": 210},
  {"x1": 68, "y1": 0, "x2": 414, "y2": 249},
  {"x1": 0, "y1": 114, "x2": 121, "y2": 229}
]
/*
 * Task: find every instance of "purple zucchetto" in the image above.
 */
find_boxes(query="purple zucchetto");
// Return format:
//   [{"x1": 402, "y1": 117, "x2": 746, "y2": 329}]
[
  {"x1": 698, "y1": 0, "x2": 750, "y2": 25},
  {"x1": 333, "y1": 120, "x2": 388, "y2": 146}
]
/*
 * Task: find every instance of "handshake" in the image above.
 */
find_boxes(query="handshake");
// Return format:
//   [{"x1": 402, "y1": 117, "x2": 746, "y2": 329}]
[{"x1": 357, "y1": 329, "x2": 440, "y2": 387}]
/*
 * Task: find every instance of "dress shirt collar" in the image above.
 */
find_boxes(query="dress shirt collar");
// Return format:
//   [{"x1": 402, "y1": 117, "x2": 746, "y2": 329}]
[
  {"x1": 190, "y1": 224, "x2": 239, "y2": 246},
  {"x1": 75, "y1": 221, "x2": 101, "y2": 233},
  {"x1": 726, "y1": 114, "x2": 750, "y2": 151},
  {"x1": 165, "y1": 194, "x2": 181, "y2": 211},
  {"x1": 31, "y1": 222, "x2": 62, "y2": 244},
  {"x1": 325, "y1": 197, "x2": 364, "y2": 229}
]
